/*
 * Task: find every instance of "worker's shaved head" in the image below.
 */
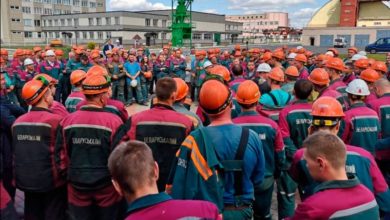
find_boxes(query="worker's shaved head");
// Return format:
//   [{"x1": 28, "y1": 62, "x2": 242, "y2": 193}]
[
  {"x1": 156, "y1": 77, "x2": 177, "y2": 101},
  {"x1": 374, "y1": 78, "x2": 390, "y2": 89}
]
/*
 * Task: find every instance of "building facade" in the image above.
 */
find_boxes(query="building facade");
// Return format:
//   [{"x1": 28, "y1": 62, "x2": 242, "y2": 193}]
[
  {"x1": 1, "y1": 0, "x2": 105, "y2": 45},
  {"x1": 39, "y1": 11, "x2": 242, "y2": 47},
  {"x1": 302, "y1": 0, "x2": 390, "y2": 47},
  {"x1": 225, "y1": 12, "x2": 289, "y2": 38}
]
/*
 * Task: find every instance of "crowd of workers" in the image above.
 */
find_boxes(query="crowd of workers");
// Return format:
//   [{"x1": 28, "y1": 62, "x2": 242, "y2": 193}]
[{"x1": 0, "y1": 42, "x2": 390, "y2": 220}]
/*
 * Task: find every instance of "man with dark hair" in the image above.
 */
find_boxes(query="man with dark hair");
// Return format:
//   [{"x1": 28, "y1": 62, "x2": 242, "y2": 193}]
[
  {"x1": 116, "y1": 77, "x2": 193, "y2": 192},
  {"x1": 78, "y1": 54, "x2": 93, "y2": 72},
  {"x1": 229, "y1": 64, "x2": 245, "y2": 93},
  {"x1": 56, "y1": 74, "x2": 124, "y2": 220},
  {"x1": 108, "y1": 140, "x2": 221, "y2": 220},
  {"x1": 275, "y1": 79, "x2": 313, "y2": 219}
]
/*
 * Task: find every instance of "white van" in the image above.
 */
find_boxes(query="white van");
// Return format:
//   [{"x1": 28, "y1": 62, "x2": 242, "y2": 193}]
[{"x1": 334, "y1": 37, "x2": 347, "y2": 48}]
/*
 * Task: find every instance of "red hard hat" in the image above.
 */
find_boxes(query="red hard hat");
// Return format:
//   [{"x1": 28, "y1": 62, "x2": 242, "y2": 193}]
[
  {"x1": 272, "y1": 50, "x2": 285, "y2": 60},
  {"x1": 209, "y1": 65, "x2": 231, "y2": 82},
  {"x1": 55, "y1": 49, "x2": 64, "y2": 56},
  {"x1": 0, "y1": 49, "x2": 8, "y2": 56},
  {"x1": 308, "y1": 68, "x2": 330, "y2": 85},
  {"x1": 262, "y1": 52, "x2": 272, "y2": 62},
  {"x1": 354, "y1": 59, "x2": 369, "y2": 69}
]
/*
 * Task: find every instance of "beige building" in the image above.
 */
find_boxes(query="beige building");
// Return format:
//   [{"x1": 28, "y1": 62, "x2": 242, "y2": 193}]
[
  {"x1": 302, "y1": 0, "x2": 390, "y2": 47},
  {"x1": 40, "y1": 10, "x2": 243, "y2": 46},
  {"x1": 226, "y1": 12, "x2": 289, "y2": 38},
  {"x1": 1, "y1": 0, "x2": 105, "y2": 45}
]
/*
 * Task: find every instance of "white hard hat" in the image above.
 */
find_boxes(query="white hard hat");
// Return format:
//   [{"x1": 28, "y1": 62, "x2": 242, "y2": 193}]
[
  {"x1": 346, "y1": 79, "x2": 370, "y2": 96},
  {"x1": 115, "y1": 39, "x2": 120, "y2": 43},
  {"x1": 296, "y1": 46, "x2": 303, "y2": 50},
  {"x1": 256, "y1": 63, "x2": 271, "y2": 73},
  {"x1": 46, "y1": 50, "x2": 55, "y2": 57},
  {"x1": 287, "y1": 52, "x2": 297, "y2": 59},
  {"x1": 130, "y1": 79, "x2": 138, "y2": 88},
  {"x1": 358, "y1": 51, "x2": 367, "y2": 56},
  {"x1": 325, "y1": 51, "x2": 334, "y2": 57},
  {"x1": 203, "y1": 60, "x2": 213, "y2": 69},
  {"x1": 351, "y1": 54, "x2": 362, "y2": 61},
  {"x1": 24, "y1": 58, "x2": 34, "y2": 66}
]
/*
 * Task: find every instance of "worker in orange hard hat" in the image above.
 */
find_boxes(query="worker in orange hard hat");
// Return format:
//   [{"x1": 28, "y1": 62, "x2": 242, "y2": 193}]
[
  {"x1": 232, "y1": 79, "x2": 285, "y2": 220},
  {"x1": 353, "y1": 58, "x2": 369, "y2": 76},
  {"x1": 107, "y1": 48, "x2": 126, "y2": 103},
  {"x1": 172, "y1": 77, "x2": 202, "y2": 129},
  {"x1": 64, "y1": 70, "x2": 87, "y2": 112},
  {"x1": 13, "y1": 76, "x2": 68, "y2": 220},
  {"x1": 56, "y1": 73, "x2": 124, "y2": 220},
  {"x1": 325, "y1": 57, "x2": 348, "y2": 94},
  {"x1": 193, "y1": 50, "x2": 208, "y2": 101},
  {"x1": 360, "y1": 68, "x2": 381, "y2": 103},
  {"x1": 172, "y1": 79, "x2": 265, "y2": 219},
  {"x1": 371, "y1": 61, "x2": 388, "y2": 79},
  {"x1": 344, "y1": 47, "x2": 358, "y2": 64},
  {"x1": 293, "y1": 54, "x2": 309, "y2": 80},
  {"x1": 270, "y1": 50, "x2": 286, "y2": 69},
  {"x1": 281, "y1": 66, "x2": 300, "y2": 95}
]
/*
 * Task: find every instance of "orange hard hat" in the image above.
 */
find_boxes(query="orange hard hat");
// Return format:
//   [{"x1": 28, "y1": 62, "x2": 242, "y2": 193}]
[
  {"x1": 86, "y1": 65, "x2": 109, "y2": 77},
  {"x1": 295, "y1": 54, "x2": 307, "y2": 63},
  {"x1": 252, "y1": 48, "x2": 261, "y2": 54},
  {"x1": 348, "y1": 47, "x2": 358, "y2": 54},
  {"x1": 305, "y1": 51, "x2": 314, "y2": 58},
  {"x1": 311, "y1": 96, "x2": 345, "y2": 118},
  {"x1": 262, "y1": 52, "x2": 272, "y2": 62},
  {"x1": 33, "y1": 47, "x2": 42, "y2": 53},
  {"x1": 316, "y1": 54, "x2": 326, "y2": 62},
  {"x1": 208, "y1": 65, "x2": 231, "y2": 82},
  {"x1": 234, "y1": 51, "x2": 242, "y2": 57},
  {"x1": 22, "y1": 77, "x2": 50, "y2": 105},
  {"x1": 14, "y1": 49, "x2": 25, "y2": 57},
  {"x1": 90, "y1": 51, "x2": 100, "y2": 59},
  {"x1": 215, "y1": 48, "x2": 221, "y2": 54},
  {"x1": 208, "y1": 48, "x2": 215, "y2": 55},
  {"x1": 0, "y1": 58, "x2": 5, "y2": 64},
  {"x1": 199, "y1": 79, "x2": 231, "y2": 115},
  {"x1": 268, "y1": 67, "x2": 285, "y2": 82},
  {"x1": 72, "y1": 45, "x2": 78, "y2": 50},
  {"x1": 112, "y1": 48, "x2": 119, "y2": 55},
  {"x1": 199, "y1": 50, "x2": 207, "y2": 56},
  {"x1": 234, "y1": 44, "x2": 241, "y2": 50},
  {"x1": 360, "y1": 68, "x2": 381, "y2": 83},
  {"x1": 354, "y1": 59, "x2": 369, "y2": 69},
  {"x1": 308, "y1": 68, "x2": 330, "y2": 85},
  {"x1": 367, "y1": 58, "x2": 376, "y2": 67},
  {"x1": 297, "y1": 47, "x2": 306, "y2": 54},
  {"x1": 74, "y1": 49, "x2": 84, "y2": 55},
  {"x1": 208, "y1": 54, "x2": 217, "y2": 59},
  {"x1": 327, "y1": 48, "x2": 339, "y2": 56},
  {"x1": 24, "y1": 50, "x2": 33, "y2": 56},
  {"x1": 33, "y1": 73, "x2": 58, "y2": 85},
  {"x1": 55, "y1": 49, "x2": 64, "y2": 56},
  {"x1": 70, "y1": 70, "x2": 87, "y2": 85},
  {"x1": 173, "y1": 77, "x2": 189, "y2": 101},
  {"x1": 82, "y1": 74, "x2": 110, "y2": 95},
  {"x1": 272, "y1": 50, "x2": 285, "y2": 60},
  {"x1": 236, "y1": 80, "x2": 260, "y2": 105},
  {"x1": 143, "y1": 71, "x2": 152, "y2": 79},
  {"x1": 325, "y1": 57, "x2": 346, "y2": 72},
  {"x1": 285, "y1": 66, "x2": 299, "y2": 77},
  {"x1": 371, "y1": 61, "x2": 388, "y2": 73},
  {"x1": 0, "y1": 49, "x2": 8, "y2": 56}
]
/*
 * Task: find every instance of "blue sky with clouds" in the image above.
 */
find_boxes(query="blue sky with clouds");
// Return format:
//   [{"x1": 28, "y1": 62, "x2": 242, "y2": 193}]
[{"x1": 106, "y1": 0, "x2": 329, "y2": 27}]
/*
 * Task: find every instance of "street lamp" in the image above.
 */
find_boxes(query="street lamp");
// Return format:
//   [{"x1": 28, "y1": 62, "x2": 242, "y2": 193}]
[{"x1": 74, "y1": 26, "x2": 78, "y2": 46}]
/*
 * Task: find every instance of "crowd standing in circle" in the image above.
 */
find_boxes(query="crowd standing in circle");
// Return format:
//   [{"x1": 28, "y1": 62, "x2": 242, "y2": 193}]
[{"x1": 1, "y1": 42, "x2": 390, "y2": 220}]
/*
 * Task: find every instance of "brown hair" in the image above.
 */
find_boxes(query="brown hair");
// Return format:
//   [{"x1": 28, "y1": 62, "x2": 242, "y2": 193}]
[
  {"x1": 108, "y1": 141, "x2": 155, "y2": 194},
  {"x1": 303, "y1": 131, "x2": 346, "y2": 169},
  {"x1": 156, "y1": 77, "x2": 177, "y2": 101}
]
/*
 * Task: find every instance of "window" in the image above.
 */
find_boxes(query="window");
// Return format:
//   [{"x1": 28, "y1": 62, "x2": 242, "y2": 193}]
[
  {"x1": 106, "y1": 17, "x2": 111, "y2": 25},
  {"x1": 115, "y1": 17, "x2": 120, "y2": 25},
  {"x1": 270, "y1": 21, "x2": 273, "y2": 25},
  {"x1": 23, "y1": 0, "x2": 31, "y2": 2},
  {"x1": 64, "y1": 10, "x2": 71, "y2": 14},
  {"x1": 44, "y1": 8, "x2": 52, "y2": 15},
  {"x1": 22, "y1": 7, "x2": 31, "y2": 14},
  {"x1": 264, "y1": 21, "x2": 267, "y2": 25},
  {"x1": 54, "y1": 19, "x2": 59, "y2": 26},
  {"x1": 153, "y1": 19, "x2": 158, "y2": 27},
  {"x1": 54, "y1": 9, "x2": 61, "y2": 15},
  {"x1": 89, "y1": 31, "x2": 94, "y2": 39},
  {"x1": 106, "y1": 31, "x2": 111, "y2": 38},
  {"x1": 97, "y1": 2, "x2": 104, "y2": 7},
  {"x1": 63, "y1": 0, "x2": 70, "y2": 5},
  {"x1": 34, "y1": 20, "x2": 41, "y2": 27},
  {"x1": 73, "y1": 10, "x2": 80, "y2": 13},
  {"x1": 48, "y1": 20, "x2": 52, "y2": 26},
  {"x1": 67, "y1": 18, "x2": 72, "y2": 26},
  {"x1": 162, "y1": 20, "x2": 167, "y2": 27},
  {"x1": 55, "y1": 32, "x2": 60, "y2": 38},
  {"x1": 89, "y1": 18, "x2": 94, "y2": 25},
  {"x1": 11, "y1": 18, "x2": 21, "y2": 23},
  {"x1": 37, "y1": 32, "x2": 42, "y2": 38},
  {"x1": 24, "y1": 31, "x2": 33, "y2": 38},
  {"x1": 75, "y1": 32, "x2": 80, "y2": 38},
  {"x1": 204, "y1": 33, "x2": 212, "y2": 40},
  {"x1": 374, "y1": 22, "x2": 382, "y2": 25},
  {"x1": 43, "y1": 0, "x2": 50, "y2": 3},
  {"x1": 96, "y1": 17, "x2": 101, "y2": 25},
  {"x1": 90, "y1": 2, "x2": 96, "y2": 8},
  {"x1": 161, "y1": 33, "x2": 167, "y2": 40},
  {"x1": 61, "y1": 19, "x2": 65, "y2": 26},
  {"x1": 34, "y1": 0, "x2": 42, "y2": 2},
  {"x1": 74, "y1": 18, "x2": 79, "y2": 26},
  {"x1": 24, "y1": 19, "x2": 32, "y2": 26},
  {"x1": 275, "y1": 21, "x2": 279, "y2": 25},
  {"x1": 145, "y1": 18, "x2": 150, "y2": 26},
  {"x1": 73, "y1": 0, "x2": 80, "y2": 6},
  {"x1": 344, "y1": 9, "x2": 351, "y2": 14},
  {"x1": 43, "y1": 20, "x2": 46, "y2": 26},
  {"x1": 98, "y1": 32, "x2": 103, "y2": 39},
  {"x1": 82, "y1": 32, "x2": 87, "y2": 39},
  {"x1": 81, "y1": 1, "x2": 88, "y2": 7},
  {"x1": 34, "y1": 7, "x2": 42, "y2": 14},
  {"x1": 193, "y1": 33, "x2": 202, "y2": 40}
]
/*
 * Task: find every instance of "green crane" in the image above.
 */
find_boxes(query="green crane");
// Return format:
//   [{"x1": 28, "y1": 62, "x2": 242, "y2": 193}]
[{"x1": 170, "y1": 0, "x2": 194, "y2": 47}]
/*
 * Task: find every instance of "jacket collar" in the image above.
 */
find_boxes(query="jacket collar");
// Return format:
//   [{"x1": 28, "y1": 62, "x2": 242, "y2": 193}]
[
  {"x1": 350, "y1": 102, "x2": 366, "y2": 109},
  {"x1": 80, "y1": 105, "x2": 105, "y2": 112},
  {"x1": 153, "y1": 103, "x2": 175, "y2": 111},
  {"x1": 31, "y1": 106, "x2": 52, "y2": 113},
  {"x1": 239, "y1": 110, "x2": 259, "y2": 117},
  {"x1": 314, "y1": 176, "x2": 360, "y2": 193},
  {"x1": 126, "y1": 193, "x2": 171, "y2": 214}
]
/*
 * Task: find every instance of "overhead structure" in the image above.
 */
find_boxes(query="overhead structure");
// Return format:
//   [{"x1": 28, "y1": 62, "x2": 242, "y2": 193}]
[{"x1": 170, "y1": 0, "x2": 194, "y2": 47}]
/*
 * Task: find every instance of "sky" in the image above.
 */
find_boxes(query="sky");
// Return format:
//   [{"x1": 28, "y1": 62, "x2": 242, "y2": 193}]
[{"x1": 106, "y1": 0, "x2": 329, "y2": 28}]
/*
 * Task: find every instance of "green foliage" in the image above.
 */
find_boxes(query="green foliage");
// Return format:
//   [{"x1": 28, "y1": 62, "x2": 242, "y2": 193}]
[{"x1": 87, "y1": 42, "x2": 96, "y2": 50}]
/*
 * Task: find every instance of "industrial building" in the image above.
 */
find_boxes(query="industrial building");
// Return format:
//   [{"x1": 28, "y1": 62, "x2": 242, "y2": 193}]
[
  {"x1": 1, "y1": 0, "x2": 106, "y2": 45},
  {"x1": 302, "y1": 0, "x2": 390, "y2": 47},
  {"x1": 225, "y1": 12, "x2": 289, "y2": 38}
]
